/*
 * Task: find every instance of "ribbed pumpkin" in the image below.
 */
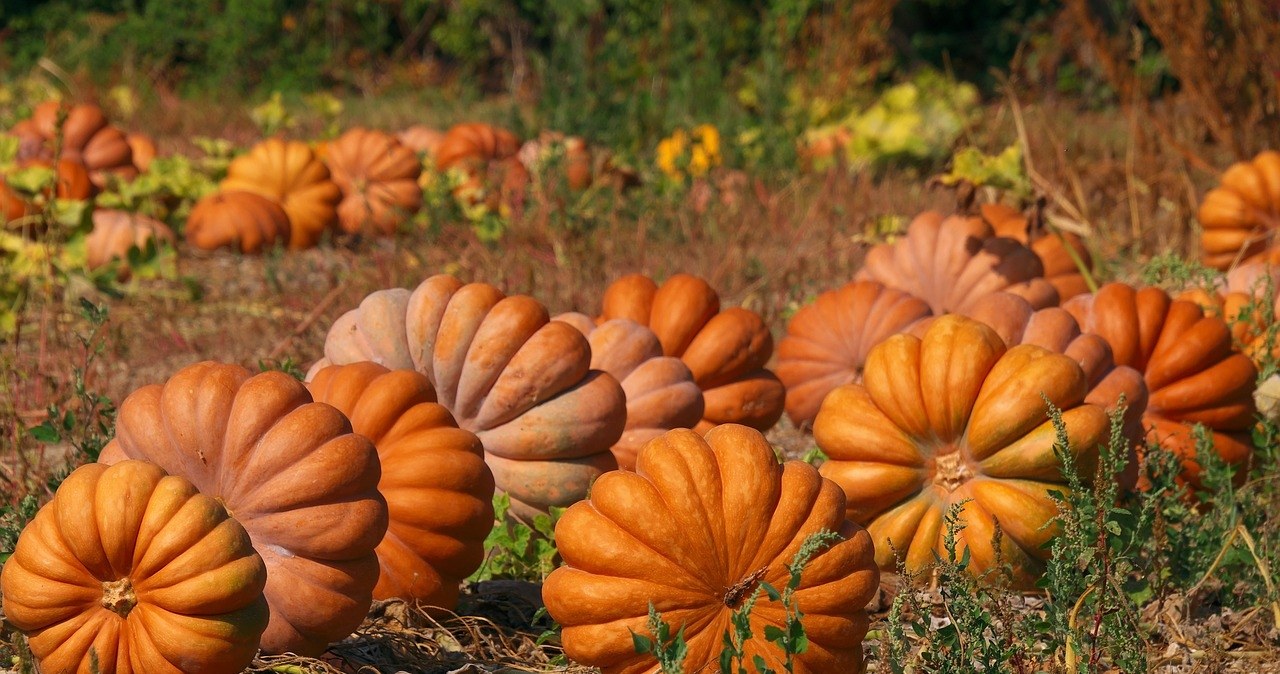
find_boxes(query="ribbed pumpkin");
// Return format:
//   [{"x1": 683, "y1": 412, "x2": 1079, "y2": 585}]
[
  {"x1": 85, "y1": 209, "x2": 176, "y2": 276},
  {"x1": 99, "y1": 362, "x2": 389, "y2": 657},
  {"x1": 306, "y1": 362, "x2": 495, "y2": 607},
  {"x1": 856, "y1": 210, "x2": 1059, "y2": 313},
  {"x1": 186, "y1": 190, "x2": 291, "y2": 253},
  {"x1": 434, "y1": 122, "x2": 521, "y2": 172},
  {"x1": 22, "y1": 101, "x2": 137, "y2": 188},
  {"x1": 1, "y1": 158, "x2": 93, "y2": 225},
  {"x1": 1063, "y1": 283, "x2": 1258, "y2": 486},
  {"x1": 543, "y1": 425, "x2": 880, "y2": 674},
  {"x1": 127, "y1": 133, "x2": 157, "y2": 173},
  {"x1": 980, "y1": 203, "x2": 1092, "y2": 301},
  {"x1": 776, "y1": 281, "x2": 932, "y2": 428},
  {"x1": 1198, "y1": 150, "x2": 1280, "y2": 270},
  {"x1": 324, "y1": 127, "x2": 423, "y2": 237},
  {"x1": 221, "y1": 138, "x2": 341, "y2": 249},
  {"x1": 814, "y1": 314, "x2": 1121, "y2": 586},
  {"x1": 1177, "y1": 263, "x2": 1280, "y2": 362},
  {"x1": 312, "y1": 275, "x2": 627, "y2": 519},
  {"x1": 397, "y1": 125, "x2": 444, "y2": 159},
  {"x1": 600, "y1": 273, "x2": 785, "y2": 433},
  {"x1": 1, "y1": 460, "x2": 269, "y2": 674},
  {"x1": 555, "y1": 312, "x2": 704, "y2": 470}
]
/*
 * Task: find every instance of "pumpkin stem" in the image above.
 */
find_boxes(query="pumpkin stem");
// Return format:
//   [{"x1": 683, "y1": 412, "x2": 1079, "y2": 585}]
[
  {"x1": 723, "y1": 566, "x2": 770, "y2": 608},
  {"x1": 933, "y1": 451, "x2": 975, "y2": 492},
  {"x1": 101, "y1": 578, "x2": 138, "y2": 618}
]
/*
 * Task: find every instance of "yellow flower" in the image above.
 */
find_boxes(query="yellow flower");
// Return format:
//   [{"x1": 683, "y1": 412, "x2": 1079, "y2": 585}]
[
  {"x1": 656, "y1": 129, "x2": 689, "y2": 179},
  {"x1": 689, "y1": 146, "x2": 712, "y2": 178},
  {"x1": 693, "y1": 124, "x2": 721, "y2": 161}
]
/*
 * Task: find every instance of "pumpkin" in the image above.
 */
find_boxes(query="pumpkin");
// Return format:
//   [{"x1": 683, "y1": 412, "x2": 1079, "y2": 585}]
[
  {"x1": 518, "y1": 131, "x2": 594, "y2": 191},
  {"x1": 555, "y1": 312, "x2": 704, "y2": 470},
  {"x1": 980, "y1": 203, "x2": 1093, "y2": 301},
  {"x1": 127, "y1": 133, "x2": 158, "y2": 173},
  {"x1": 776, "y1": 281, "x2": 933, "y2": 428},
  {"x1": 21, "y1": 101, "x2": 137, "y2": 189},
  {"x1": 221, "y1": 138, "x2": 342, "y2": 250},
  {"x1": 434, "y1": 122, "x2": 521, "y2": 173},
  {"x1": 1177, "y1": 263, "x2": 1280, "y2": 362},
  {"x1": 324, "y1": 128, "x2": 422, "y2": 236},
  {"x1": 1, "y1": 460, "x2": 269, "y2": 674},
  {"x1": 397, "y1": 125, "x2": 444, "y2": 159},
  {"x1": 855, "y1": 210, "x2": 1059, "y2": 313},
  {"x1": 542, "y1": 425, "x2": 880, "y2": 674},
  {"x1": 599, "y1": 273, "x2": 786, "y2": 433},
  {"x1": 85, "y1": 208, "x2": 176, "y2": 276},
  {"x1": 186, "y1": 190, "x2": 291, "y2": 253},
  {"x1": 306, "y1": 362, "x2": 495, "y2": 607},
  {"x1": 1, "y1": 158, "x2": 93, "y2": 225},
  {"x1": 311, "y1": 275, "x2": 627, "y2": 519},
  {"x1": 814, "y1": 314, "x2": 1124, "y2": 586},
  {"x1": 1063, "y1": 283, "x2": 1258, "y2": 486},
  {"x1": 1198, "y1": 150, "x2": 1280, "y2": 270},
  {"x1": 99, "y1": 362, "x2": 389, "y2": 656}
]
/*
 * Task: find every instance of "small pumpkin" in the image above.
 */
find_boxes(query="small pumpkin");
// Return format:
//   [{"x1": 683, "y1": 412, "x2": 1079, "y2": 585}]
[
  {"x1": 312, "y1": 275, "x2": 627, "y2": 519},
  {"x1": 25, "y1": 101, "x2": 137, "y2": 188},
  {"x1": 324, "y1": 127, "x2": 423, "y2": 236},
  {"x1": 980, "y1": 203, "x2": 1093, "y2": 300},
  {"x1": 127, "y1": 132, "x2": 158, "y2": 173},
  {"x1": 814, "y1": 314, "x2": 1127, "y2": 586},
  {"x1": 555, "y1": 313, "x2": 704, "y2": 469},
  {"x1": 856, "y1": 210, "x2": 1059, "y2": 313},
  {"x1": 307, "y1": 362, "x2": 495, "y2": 607},
  {"x1": 518, "y1": 131, "x2": 594, "y2": 191},
  {"x1": 1177, "y1": 262, "x2": 1280, "y2": 363},
  {"x1": 397, "y1": 125, "x2": 444, "y2": 159},
  {"x1": 1198, "y1": 150, "x2": 1280, "y2": 270},
  {"x1": 1, "y1": 158, "x2": 93, "y2": 225},
  {"x1": 85, "y1": 208, "x2": 176, "y2": 276},
  {"x1": 1, "y1": 460, "x2": 269, "y2": 674},
  {"x1": 776, "y1": 281, "x2": 932, "y2": 427},
  {"x1": 221, "y1": 138, "x2": 342, "y2": 249},
  {"x1": 600, "y1": 273, "x2": 786, "y2": 432},
  {"x1": 434, "y1": 122, "x2": 521, "y2": 173},
  {"x1": 542, "y1": 424, "x2": 880, "y2": 674},
  {"x1": 186, "y1": 190, "x2": 291, "y2": 253},
  {"x1": 1063, "y1": 283, "x2": 1258, "y2": 487},
  {"x1": 99, "y1": 361, "x2": 389, "y2": 656}
]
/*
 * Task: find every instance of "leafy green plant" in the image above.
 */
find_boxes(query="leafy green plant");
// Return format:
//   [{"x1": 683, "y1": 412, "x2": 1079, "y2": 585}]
[
  {"x1": 468, "y1": 493, "x2": 564, "y2": 582},
  {"x1": 936, "y1": 144, "x2": 1032, "y2": 203}
]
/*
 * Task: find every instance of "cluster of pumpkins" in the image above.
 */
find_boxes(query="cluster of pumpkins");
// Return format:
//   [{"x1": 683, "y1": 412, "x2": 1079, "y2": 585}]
[{"x1": 3, "y1": 132, "x2": 1280, "y2": 672}]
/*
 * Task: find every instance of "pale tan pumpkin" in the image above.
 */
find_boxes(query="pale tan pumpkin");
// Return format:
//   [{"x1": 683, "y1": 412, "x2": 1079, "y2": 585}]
[
  {"x1": 981, "y1": 203, "x2": 1093, "y2": 301},
  {"x1": 85, "y1": 209, "x2": 176, "y2": 277}
]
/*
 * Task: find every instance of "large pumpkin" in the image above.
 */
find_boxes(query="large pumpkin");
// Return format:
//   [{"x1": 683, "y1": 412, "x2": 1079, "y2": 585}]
[
  {"x1": 1198, "y1": 150, "x2": 1280, "y2": 270},
  {"x1": 599, "y1": 273, "x2": 785, "y2": 433},
  {"x1": 98, "y1": 362, "x2": 389, "y2": 656},
  {"x1": 311, "y1": 275, "x2": 627, "y2": 519},
  {"x1": 306, "y1": 362, "x2": 495, "y2": 607},
  {"x1": 814, "y1": 314, "x2": 1124, "y2": 586},
  {"x1": 1, "y1": 460, "x2": 269, "y2": 674},
  {"x1": 1177, "y1": 262, "x2": 1280, "y2": 362},
  {"x1": 186, "y1": 190, "x2": 291, "y2": 254},
  {"x1": 856, "y1": 210, "x2": 1059, "y2": 313},
  {"x1": 1064, "y1": 283, "x2": 1258, "y2": 485},
  {"x1": 22, "y1": 101, "x2": 137, "y2": 188},
  {"x1": 542, "y1": 425, "x2": 880, "y2": 674},
  {"x1": 324, "y1": 127, "x2": 423, "y2": 237},
  {"x1": 776, "y1": 281, "x2": 933, "y2": 428},
  {"x1": 980, "y1": 203, "x2": 1093, "y2": 301},
  {"x1": 221, "y1": 138, "x2": 341, "y2": 250},
  {"x1": 86, "y1": 208, "x2": 176, "y2": 276},
  {"x1": 555, "y1": 312, "x2": 704, "y2": 470}
]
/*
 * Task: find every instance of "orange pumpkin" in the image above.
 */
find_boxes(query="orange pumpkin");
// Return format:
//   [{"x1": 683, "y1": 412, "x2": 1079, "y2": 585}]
[
  {"x1": 434, "y1": 122, "x2": 521, "y2": 172},
  {"x1": 99, "y1": 362, "x2": 389, "y2": 656},
  {"x1": 1063, "y1": 283, "x2": 1258, "y2": 486},
  {"x1": 1, "y1": 158, "x2": 93, "y2": 225},
  {"x1": 980, "y1": 203, "x2": 1093, "y2": 301},
  {"x1": 518, "y1": 131, "x2": 594, "y2": 191},
  {"x1": 25, "y1": 101, "x2": 137, "y2": 188},
  {"x1": 397, "y1": 125, "x2": 444, "y2": 159},
  {"x1": 312, "y1": 275, "x2": 627, "y2": 519},
  {"x1": 542, "y1": 425, "x2": 880, "y2": 674},
  {"x1": 324, "y1": 127, "x2": 423, "y2": 236},
  {"x1": 1198, "y1": 150, "x2": 1280, "y2": 270},
  {"x1": 307, "y1": 362, "x2": 495, "y2": 607},
  {"x1": 186, "y1": 190, "x2": 291, "y2": 253},
  {"x1": 221, "y1": 138, "x2": 342, "y2": 249},
  {"x1": 1177, "y1": 262, "x2": 1280, "y2": 363},
  {"x1": 555, "y1": 312, "x2": 704, "y2": 470},
  {"x1": 776, "y1": 281, "x2": 932, "y2": 427},
  {"x1": 600, "y1": 273, "x2": 785, "y2": 433},
  {"x1": 855, "y1": 210, "x2": 1059, "y2": 313},
  {"x1": 814, "y1": 315, "x2": 1126, "y2": 586},
  {"x1": 1, "y1": 460, "x2": 269, "y2": 674},
  {"x1": 127, "y1": 132, "x2": 157, "y2": 173},
  {"x1": 85, "y1": 209, "x2": 176, "y2": 276}
]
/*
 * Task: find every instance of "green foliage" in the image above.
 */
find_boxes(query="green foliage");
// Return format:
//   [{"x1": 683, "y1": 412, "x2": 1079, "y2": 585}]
[
  {"x1": 839, "y1": 69, "x2": 979, "y2": 171},
  {"x1": 0, "y1": 494, "x2": 39, "y2": 565},
  {"x1": 937, "y1": 144, "x2": 1032, "y2": 203},
  {"x1": 468, "y1": 492, "x2": 564, "y2": 582},
  {"x1": 1139, "y1": 251, "x2": 1222, "y2": 293},
  {"x1": 631, "y1": 604, "x2": 689, "y2": 674}
]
